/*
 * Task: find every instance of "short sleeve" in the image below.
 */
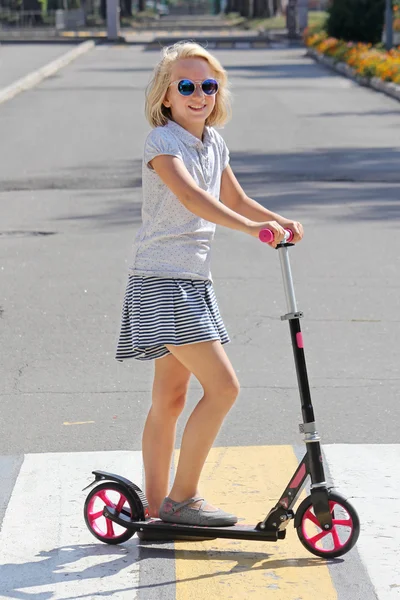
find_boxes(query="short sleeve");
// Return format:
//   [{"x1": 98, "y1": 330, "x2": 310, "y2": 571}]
[
  {"x1": 144, "y1": 127, "x2": 183, "y2": 170},
  {"x1": 212, "y1": 129, "x2": 230, "y2": 170},
  {"x1": 221, "y1": 138, "x2": 230, "y2": 170}
]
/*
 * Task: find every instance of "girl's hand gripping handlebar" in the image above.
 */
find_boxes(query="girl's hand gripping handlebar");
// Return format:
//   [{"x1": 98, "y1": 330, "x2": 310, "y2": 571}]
[{"x1": 258, "y1": 229, "x2": 294, "y2": 245}]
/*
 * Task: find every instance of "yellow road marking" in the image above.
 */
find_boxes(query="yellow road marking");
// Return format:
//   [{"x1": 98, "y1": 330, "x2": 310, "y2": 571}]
[
  {"x1": 60, "y1": 30, "x2": 107, "y2": 37},
  {"x1": 174, "y1": 445, "x2": 337, "y2": 600},
  {"x1": 63, "y1": 421, "x2": 95, "y2": 425}
]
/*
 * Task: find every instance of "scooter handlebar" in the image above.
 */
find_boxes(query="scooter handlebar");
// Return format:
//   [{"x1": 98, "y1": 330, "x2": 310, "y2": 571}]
[{"x1": 258, "y1": 228, "x2": 294, "y2": 244}]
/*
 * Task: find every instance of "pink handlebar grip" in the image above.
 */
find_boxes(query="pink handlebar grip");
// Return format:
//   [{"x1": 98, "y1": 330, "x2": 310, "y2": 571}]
[{"x1": 258, "y1": 229, "x2": 294, "y2": 244}]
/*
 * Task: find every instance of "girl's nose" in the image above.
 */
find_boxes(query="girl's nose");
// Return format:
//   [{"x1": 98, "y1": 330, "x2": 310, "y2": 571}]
[{"x1": 194, "y1": 85, "x2": 204, "y2": 98}]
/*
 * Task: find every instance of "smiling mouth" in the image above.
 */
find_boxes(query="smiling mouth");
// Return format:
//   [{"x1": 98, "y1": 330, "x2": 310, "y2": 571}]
[{"x1": 189, "y1": 105, "x2": 206, "y2": 111}]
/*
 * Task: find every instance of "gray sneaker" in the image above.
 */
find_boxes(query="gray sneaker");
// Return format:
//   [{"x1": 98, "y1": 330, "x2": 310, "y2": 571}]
[{"x1": 159, "y1": 496, "x2": 238, "y2": 527}]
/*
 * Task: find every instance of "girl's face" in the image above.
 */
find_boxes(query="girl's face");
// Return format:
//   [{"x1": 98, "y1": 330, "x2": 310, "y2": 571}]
[{"x1": 163, "y1": 58, "x2": 217, "y2": 133}]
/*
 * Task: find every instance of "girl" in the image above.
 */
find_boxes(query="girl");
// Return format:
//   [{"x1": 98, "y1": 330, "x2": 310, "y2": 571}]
[{"x1": 116, "y1": 41, "x2": 303, "y2": 532}]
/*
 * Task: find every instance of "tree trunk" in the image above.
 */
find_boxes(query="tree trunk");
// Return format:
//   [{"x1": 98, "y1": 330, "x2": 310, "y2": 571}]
[
  {"x1": 267, "y1": 0, "x2": 274, "y2": 16},
  {"x1": 230, "y1": 0, "x2": 241, "y2": 13},
  {"x1": 253, "y1": 0, "x2": 264, "y2": 17},
  {"x1": 121, "y1": 0, "x2": 133, "y2": 16},
  {"x1": 225, "y1": 0, "x2": 234, "y2": 12},
  {"x1": 240, "y1": 0, "x2": 250, "y2": 16},
  {"x1": 254, "y1": 0, "x2": 276, "y2": 17}
]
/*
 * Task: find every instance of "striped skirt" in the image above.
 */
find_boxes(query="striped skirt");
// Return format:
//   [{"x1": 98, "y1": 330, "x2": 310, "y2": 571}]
[{"x1": 115, "y1": 275, "x2": 230, "y2": 361}]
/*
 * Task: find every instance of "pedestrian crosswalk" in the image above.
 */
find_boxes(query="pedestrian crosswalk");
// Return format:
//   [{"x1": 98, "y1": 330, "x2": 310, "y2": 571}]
[{"x1": 0, "y1": 445, "x2": 399, "y2": 599}]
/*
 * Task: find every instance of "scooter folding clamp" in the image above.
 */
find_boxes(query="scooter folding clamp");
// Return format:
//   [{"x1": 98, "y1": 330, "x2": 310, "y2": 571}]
[
  {"x1": 299, "y1": 422, "x2": 317, "y2": 434},
  {"x1": 299, "y1": 423, "x2": 321, "y2": 443},
  {"x1": 280, "y1": 311, "x2": 304, "y2": 321}
]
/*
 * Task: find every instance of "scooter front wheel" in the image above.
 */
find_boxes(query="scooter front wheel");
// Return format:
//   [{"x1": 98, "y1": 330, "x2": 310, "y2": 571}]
[
  {"x1": 296, "y1": 491, "x2": 360, "y2": 558},
  {"x1": 84, "y1": 482, "x2": 139, "y2": 545}
]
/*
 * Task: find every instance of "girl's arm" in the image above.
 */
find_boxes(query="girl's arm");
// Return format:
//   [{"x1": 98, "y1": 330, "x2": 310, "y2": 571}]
[
  {"x1": 149, "y1": 155, "x2": 286, "y2": 246},
  {"x1": 220, "y1": 165, "x2": 303, "y2": 242}
]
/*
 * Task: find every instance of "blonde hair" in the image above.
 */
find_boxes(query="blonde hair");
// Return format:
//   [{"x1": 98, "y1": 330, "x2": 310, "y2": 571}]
[{"x1": 145, "y1": 41, "x2": 232, "y2": 129}]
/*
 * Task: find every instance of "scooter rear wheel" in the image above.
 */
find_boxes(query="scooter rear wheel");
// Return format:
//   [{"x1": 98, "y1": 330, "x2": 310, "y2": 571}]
[
  {"x1": 84, "y1": 482, "x2": 138, "y2": 545},
  {"x1": 296, "y1": 491, "x2": 360, "y2": 558}
]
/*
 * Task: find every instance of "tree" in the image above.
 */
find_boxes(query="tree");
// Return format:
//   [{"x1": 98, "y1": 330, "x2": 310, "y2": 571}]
[{"x1": 327, "y1": 0, "x2": 385, "y2": 44}]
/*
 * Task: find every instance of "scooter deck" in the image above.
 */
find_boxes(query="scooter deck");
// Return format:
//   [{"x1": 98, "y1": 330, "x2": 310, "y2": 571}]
[{"x1": 103, "y1": 506, "x2": 286, "y2": 541}]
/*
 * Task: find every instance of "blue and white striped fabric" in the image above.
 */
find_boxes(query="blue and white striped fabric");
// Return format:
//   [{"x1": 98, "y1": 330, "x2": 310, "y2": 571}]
[{"x1": 115, "y1": 275, "x2": 230, "y2": 361}]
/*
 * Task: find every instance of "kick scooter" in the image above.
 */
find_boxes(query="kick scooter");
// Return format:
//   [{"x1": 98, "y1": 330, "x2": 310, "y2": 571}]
[{"x1": 83, "y1": 229, "x2": 360, "y2": 559}]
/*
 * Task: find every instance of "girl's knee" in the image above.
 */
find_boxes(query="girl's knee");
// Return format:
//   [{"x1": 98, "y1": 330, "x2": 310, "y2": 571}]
[
  {"x1": 166, "y1": 391, "x2": 187, "y2": 417},
  {"x1": 211, "y1": 375, "x2": 240, "y2": 407},
  {"x1": 152, "y1": 386, "x2": 188, "y2": 418},
  {"x1": 225, "y1": 377, "x2": 240, "y2": 402}
]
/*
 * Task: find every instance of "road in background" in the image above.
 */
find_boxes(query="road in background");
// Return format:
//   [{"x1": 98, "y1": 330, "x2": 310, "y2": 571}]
[{"x1": 0, "y1": 43, "x2": 78, "y2": 89}]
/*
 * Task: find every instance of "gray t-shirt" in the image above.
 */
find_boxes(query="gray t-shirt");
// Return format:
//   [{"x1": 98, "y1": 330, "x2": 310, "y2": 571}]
[{"x1": 129, "y1": 119, "x2": 230, "y2": 281}]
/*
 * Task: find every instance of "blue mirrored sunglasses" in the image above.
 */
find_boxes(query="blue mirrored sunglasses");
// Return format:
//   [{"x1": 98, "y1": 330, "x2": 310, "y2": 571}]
[{"x1": 169, "y1": 78, "x2": 219, "y2": 97}]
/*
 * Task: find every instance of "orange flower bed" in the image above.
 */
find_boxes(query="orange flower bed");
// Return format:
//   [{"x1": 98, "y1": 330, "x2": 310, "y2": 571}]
[
  {"x1": 304, "y1": 28, "x2": 400, "y2": 85},
  {"x1": 395, "y1": 4, "x2": 400, "y2": 31}
]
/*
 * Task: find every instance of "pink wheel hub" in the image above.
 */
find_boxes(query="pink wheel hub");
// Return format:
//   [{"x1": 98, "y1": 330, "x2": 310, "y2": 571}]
[
  {"x1": 87, "y1": 488, "x2": 131, "y2": 539},
  {"x1": 301, "y1": 500, "x2": 354, "y2": 553}
]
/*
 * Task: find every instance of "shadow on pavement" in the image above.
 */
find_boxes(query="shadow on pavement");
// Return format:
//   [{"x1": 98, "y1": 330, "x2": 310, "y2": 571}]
[
  {"x1": 0, "y1": 541, "x2": 335, "y2": 599},
  {"x1": 56, "y1": 148, "x2": 400, "y2": 227},
  {"x1": 226, "y1": 61, "x2": 327, "y2": 80},
  {"x1": 1, "y1": 148, "x2": 398, "y2": 229},
  {"x1": 314, "y1": 110, "x2": 400, "y2": 118}
]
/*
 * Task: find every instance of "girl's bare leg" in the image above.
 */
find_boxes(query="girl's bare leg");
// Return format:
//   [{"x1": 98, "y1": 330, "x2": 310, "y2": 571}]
[
  {"x1": 142, "y1": 353, "x2": 191, "y2": 517},
  {"x1": 165, "y1": 340, "x2": 240, "y2": 508}
]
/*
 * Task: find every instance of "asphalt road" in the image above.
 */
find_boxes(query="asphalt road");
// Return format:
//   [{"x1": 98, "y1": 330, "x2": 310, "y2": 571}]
[
  {"x1": 0, "y1": 43, "x2": 74, "y2": 89},
  {"x1": 0, "y1": 43, "x2": 399, "y2": 456}
]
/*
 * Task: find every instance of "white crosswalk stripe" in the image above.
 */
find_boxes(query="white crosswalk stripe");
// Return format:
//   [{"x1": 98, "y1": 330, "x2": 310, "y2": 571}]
[
  {"x1": 324, "y1": 445, "x2": 400, "y2": 600},
  {"x1": 0, "y1": 452, "x2": 142, "y2": 599},
  {"x1": 0, "y1": 445, "x2": 399, "y2": 599}
]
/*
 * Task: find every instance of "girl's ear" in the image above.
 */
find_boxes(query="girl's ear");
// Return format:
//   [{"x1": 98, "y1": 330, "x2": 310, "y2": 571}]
[{"x1": 162, "y1": 90, "x2": 171, "y2": 108}]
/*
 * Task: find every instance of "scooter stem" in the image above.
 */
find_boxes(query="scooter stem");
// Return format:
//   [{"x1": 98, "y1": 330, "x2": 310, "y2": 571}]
[
  {"x1": 276, "y1": 239, "x2": 316, "y2": 427},
  {"x1": 277, "y1": 244, "x2": 298, "y2": 314},
  {"x1": 278, "y1": 241, "x2": 329, "y2": 491}
]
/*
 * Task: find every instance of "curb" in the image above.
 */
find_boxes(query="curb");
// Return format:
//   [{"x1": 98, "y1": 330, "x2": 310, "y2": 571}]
[
  {"x1": 0, "y1": 31, "x2": 129, "y2": 43},
  {"x1": 144, "y1": 36, "x2": 275, "y2": 50},
  {"x1": 0, "y1": 39, "x2": 95, "y2": 105},
  {"x1": 307, "y1": 47, "x2": 400, "y2": 104},
  {"x1": 145, "y1": 41, "x2": 270, "y2": 50},
  {"x1": 142, "y1": 32, "x2": 301, "y2": 50},
  {"x1": 0, "y1": 36, "x2": 104, "y2": 44}
]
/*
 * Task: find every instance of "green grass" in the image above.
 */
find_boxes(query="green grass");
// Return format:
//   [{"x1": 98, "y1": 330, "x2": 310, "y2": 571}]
[{"x1": 243, "y1": 10, "x2": 328, "y2": 31}]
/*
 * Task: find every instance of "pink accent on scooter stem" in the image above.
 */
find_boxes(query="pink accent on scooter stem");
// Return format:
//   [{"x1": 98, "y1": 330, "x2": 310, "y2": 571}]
[
  {"x1": 258, "y1": 229, "x2": 294, "y2": 243},
  {"x1": 296, "y1": 332, "x2": 304, "y2": 348}
]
